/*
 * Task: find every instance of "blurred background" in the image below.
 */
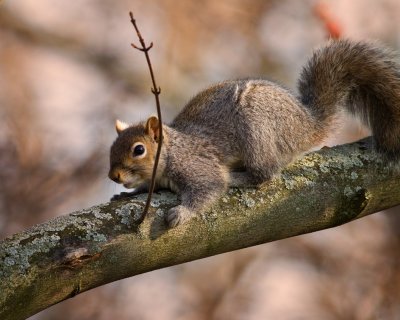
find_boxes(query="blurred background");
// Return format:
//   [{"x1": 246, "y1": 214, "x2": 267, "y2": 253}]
[{"x1": 1, "y1": 0, "x2": 400, "y2": 319}]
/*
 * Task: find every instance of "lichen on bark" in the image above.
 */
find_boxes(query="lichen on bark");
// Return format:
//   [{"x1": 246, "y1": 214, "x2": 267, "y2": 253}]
[{"x1": 1, "y1": 137, "x2": 400, "y2": 320}]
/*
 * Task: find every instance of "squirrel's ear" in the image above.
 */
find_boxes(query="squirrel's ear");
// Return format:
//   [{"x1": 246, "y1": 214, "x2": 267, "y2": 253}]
[
  {"x1": 115, "y1": 119, "x2": 129, "y2": 135},
  {"x1": 145, "y1": 116, "x2": 160, "y2": 142}
]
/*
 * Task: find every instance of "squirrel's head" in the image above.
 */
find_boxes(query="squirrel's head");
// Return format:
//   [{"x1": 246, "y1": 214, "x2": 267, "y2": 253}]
[{"x1": 108, "y1": 116, "x2": 161, "y2": 189}]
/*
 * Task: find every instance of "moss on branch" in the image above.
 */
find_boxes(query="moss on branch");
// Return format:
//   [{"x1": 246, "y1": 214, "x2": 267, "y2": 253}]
[{"x1": 1, "y1": 137, "x2": 400, "y2": 320}]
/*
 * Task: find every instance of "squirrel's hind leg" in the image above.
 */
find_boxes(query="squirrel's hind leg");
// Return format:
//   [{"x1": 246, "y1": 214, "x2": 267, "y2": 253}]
[
  {"x1": 229, "y1": 171, "x2": 259, "y2": 187},
  {"x1": 235, "y1": 126, "x2": 287, "y2": 185},
  {"x1": 242, "y1": 154, "x2": 282, "y2": 186}
]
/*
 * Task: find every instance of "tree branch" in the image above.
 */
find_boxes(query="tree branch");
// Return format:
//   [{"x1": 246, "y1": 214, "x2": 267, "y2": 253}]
[
  {"x1": 129, "y1": 12, "x2": 163, "y2": 223},
  {"x1": 1, "y1": 137, "x2": 400, "y2": 320}
]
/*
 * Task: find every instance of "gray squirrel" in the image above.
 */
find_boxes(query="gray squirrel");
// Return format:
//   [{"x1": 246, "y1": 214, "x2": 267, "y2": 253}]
[{"x1": 109, "y1": 39, "x2": 400, "y2": 227}]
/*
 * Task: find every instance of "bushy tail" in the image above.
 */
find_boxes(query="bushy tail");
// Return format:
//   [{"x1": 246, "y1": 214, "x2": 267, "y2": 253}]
[{"x1": 298, "y1": 39, "x2": 400, "y2": 161}]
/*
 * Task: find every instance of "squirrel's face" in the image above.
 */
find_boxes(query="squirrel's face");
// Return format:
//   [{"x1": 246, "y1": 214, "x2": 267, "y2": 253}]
[{"x1": 108, "y1": 117, "x2": 160, "y2": 189}]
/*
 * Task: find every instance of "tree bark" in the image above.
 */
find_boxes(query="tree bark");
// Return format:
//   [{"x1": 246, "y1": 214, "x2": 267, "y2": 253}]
[{"x1": 1, "y1": 137, "x2": 400, "y2": 320}]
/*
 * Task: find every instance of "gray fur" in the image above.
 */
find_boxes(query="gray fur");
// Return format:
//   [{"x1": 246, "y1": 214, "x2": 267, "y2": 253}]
[
  {"x1": 299, "y1": 39, "x2": 400, "y2": 160},
  {"x1": 110, "y1": 39, "x2": 400, "y2": 227}
]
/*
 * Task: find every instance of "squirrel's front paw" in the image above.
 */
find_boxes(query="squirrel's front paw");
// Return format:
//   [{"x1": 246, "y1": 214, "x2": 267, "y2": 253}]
[
  {"x1": 110, "y1": 191, "x2": 136, "y2": 201},
  {"x1": 166, "y1": 206, "x2": 194, "y2": 227}
]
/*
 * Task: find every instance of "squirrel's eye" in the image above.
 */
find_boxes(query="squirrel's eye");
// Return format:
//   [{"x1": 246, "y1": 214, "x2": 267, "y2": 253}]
[{"x1": 133, "y1": 144, "x2": 145, "y2": 156}]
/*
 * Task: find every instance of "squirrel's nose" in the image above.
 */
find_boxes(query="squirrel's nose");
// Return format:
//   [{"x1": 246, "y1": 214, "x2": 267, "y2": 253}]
[{"x1": 109, "y1": 170, "x2": 122, "y2": 183}]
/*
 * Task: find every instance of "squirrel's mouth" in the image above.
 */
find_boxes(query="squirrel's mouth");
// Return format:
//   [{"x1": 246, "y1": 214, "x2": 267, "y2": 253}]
[
  {"x1": 123, "y1": 182, "x2": 136, "y2": 189},
  {"x1": 122, "y1": 173, "x2": 144, "y2": 189}
]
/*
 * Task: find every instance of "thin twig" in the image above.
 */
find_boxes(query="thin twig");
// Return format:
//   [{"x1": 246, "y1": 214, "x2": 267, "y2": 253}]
[{"x1": 129, "y1": 11, "x2": 163, "y2": 223}]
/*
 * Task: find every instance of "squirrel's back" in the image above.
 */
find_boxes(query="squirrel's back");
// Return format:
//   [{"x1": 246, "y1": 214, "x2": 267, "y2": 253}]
[{"x1": 171, "y1": 79, "x2": 323, "y2": 181}]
